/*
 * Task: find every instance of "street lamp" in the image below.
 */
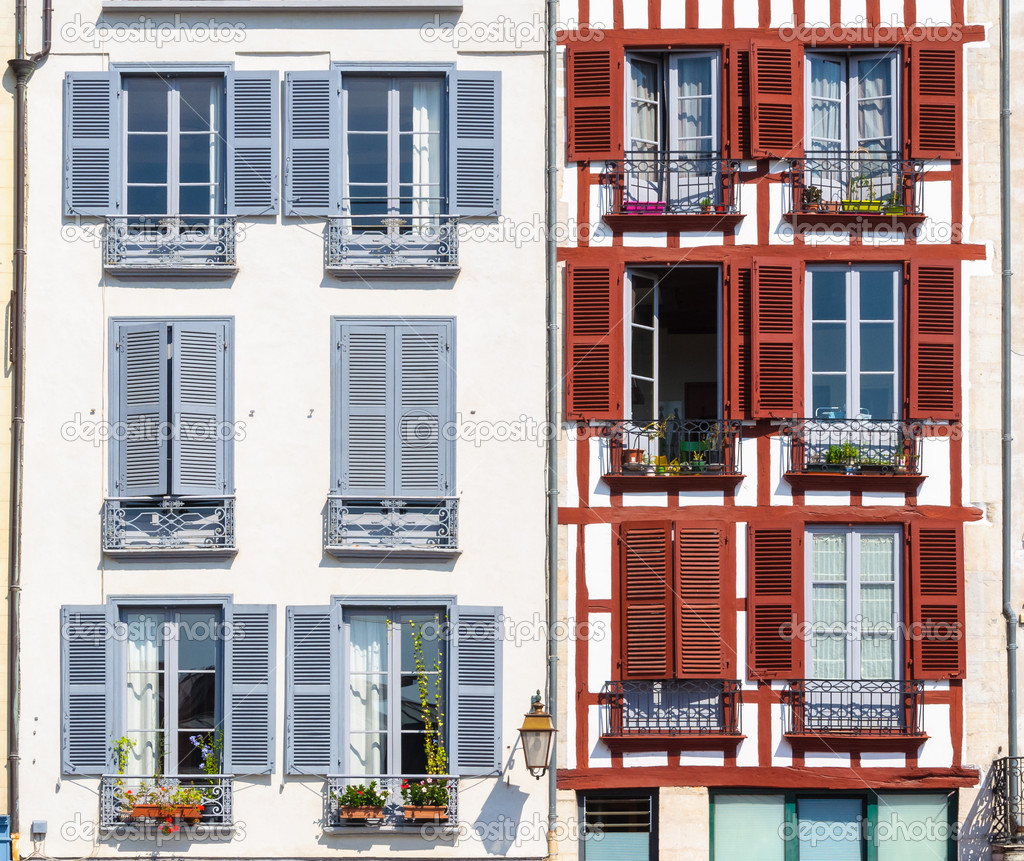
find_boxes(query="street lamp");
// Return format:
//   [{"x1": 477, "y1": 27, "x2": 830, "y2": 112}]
[{"x1": 517, "y1": 691, "x2": 556, "y2": 779}]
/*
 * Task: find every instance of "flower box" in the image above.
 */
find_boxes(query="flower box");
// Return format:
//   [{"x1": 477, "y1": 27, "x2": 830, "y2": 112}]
[
  {"x1": 130, "y1": 804, "x2": 204, "y2": 824},
  {"x1": 403, "y1": 805, "x2": 448, "y2": 822},
  {"x1": 623, "y1": 201, "x2": 665, "y2": 215},
  {"x1": 337, "y1": 806, "x2": 386, "y2": 823},
  {"x1": 841, "y1": 200, "x2": 883, "y2": 212}
]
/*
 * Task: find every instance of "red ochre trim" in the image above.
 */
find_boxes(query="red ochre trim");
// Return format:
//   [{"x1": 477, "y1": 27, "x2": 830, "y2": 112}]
[
  {"x1": 600, "y1": 733, "x2": 745, "y2": 755},
  {"x1": 951, "y1": 680, "x2": 964, "y2": 768},
  {"x1": 867, "y1": 0, "x2": 881, "y2": 27},
  {"x1": 559, "y1": 505, "x2": 984, "y2": 525},
  {"x1": 557, "y1": 244, "x2": 987, "y2": 264},
  {"x1": 603, "y1": 213, "x2": 745, "y2": 232},
  {"x1": 785, "y1": 733, "x2": 928, "y2": 755},
  {"x1": 601, "y1": 474, "x2": 745, "y2": 493},
  {"x1": 556, "y1": 27, "x2": 985, "y2": 48},
  {"x1": 648, "y1": 0, "x2": 659, "y2": 30},
  {"x1": 576, "y1": 523, "x2": 590, "y2": 770},
  {"x1": 784, "y1": 473, "x2": 927, "y2": 493}
]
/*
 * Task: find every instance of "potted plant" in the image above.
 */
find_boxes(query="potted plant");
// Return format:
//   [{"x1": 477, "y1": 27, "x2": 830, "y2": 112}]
[
  {"x1": 125, "y1": 783, "x2": 206, "y2": 832},
  {"x1": 334, "y1": 781, "x2": 388, "y2": 823},
  {"x1": 857, "y1": 455, "x2": 892, "y2": 475},
  {"x1": 699, "y1": 197, "x2": 713, "y2": 213},
  {"x1": 621, "y1": 446, "x2": 644, "y2": 471},
  {"x1": 401, "y1": 777, "x2": 449, "y2": 822},
  {"x1": 882, "y1": 190, "x2": 905, "y2": 215},
  {"x1": 801, "y1": 185, "x2": 822, "y2": 211},
  {"x1": 842, "y1": 175, "x2": 882, "y2": 212},
  {"x1": 823, "y1": 442, "x2": 859, "y2": 472},
  {"x1": 624, "y1": 200, "x2": 665, "y2": 215}
]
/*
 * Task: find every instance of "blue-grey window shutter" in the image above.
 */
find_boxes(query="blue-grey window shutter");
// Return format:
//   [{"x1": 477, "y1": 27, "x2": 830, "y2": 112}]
[
  {"x1": 449, "y1": 71, "x2": 501, "y2": 216},
  {"x1": 170, "y1": 321, "x2": 228, "y2": 496},
  {"x1": 227, "y1": 71, "x2": 280, "y2": 215},
  {"x1": 61, "y1": 605, "x2": 112, "y2": 775},
  {"x1": 450, "y1": 605, "x2": 502, "y2": 775},
  {"x1": 64, "y1": 72, "x2": 120, "y2": 216},
  {"x1": 285, "y1": 606, "x2": 336, "y2": 775},
  {"x1": 396, "y1": 323, "x2": 452, "y2": 497},
  {"x1": 225, "y1": 604, "x2": 275, "y2": 775},
  {"x1": 116, "y1": 322, "x2": 169, "y2": 497},
  {"x1": 284, "y1": 70, "x2": 340, "y2": 216},
  {"x1": 337, "y1": 323, "x2": 393, "y2": 496}
]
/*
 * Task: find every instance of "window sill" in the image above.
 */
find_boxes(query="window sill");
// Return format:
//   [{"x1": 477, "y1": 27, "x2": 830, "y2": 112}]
[
  {"x1": 326, "y1": 264, "x2": 460, "y2": 281},
  {"x1": 105, "y1": 264, "x2": 238, "y2": 279},
  {"x1": 782, "y1": 211, "x2": 926, "y2": 231},
  {"x1": 785, "y1": 733, "x2": 928, "y2": 755},
  {"x1": 103, "y1": 497, "x2": 236, "y2": 557},
  {"x1": 784, "y1": 472, "x2": 926, "y2": 493},
  {"x1": 601, "y1": 733, "x2": 745, "y2": 754},
  {"x1": 602, "y1": 473, "x2": 744, "y2": 492},
  {"x1": 103, "y1": 0, "x2": 462, "y2": 9},
  {"x1": 603, "y1": 213, "x2": 745, "y2": 232},
  {"x1": 325, "y1": 546, "x2": 461, "y2": 561},
  {"x1": 101, "y1": 824, "x2": 237, "y2": 839}
]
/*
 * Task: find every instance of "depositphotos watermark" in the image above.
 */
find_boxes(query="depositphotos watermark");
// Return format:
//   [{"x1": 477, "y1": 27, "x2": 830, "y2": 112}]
[
  {"x1": 407, "y1": 613, "x2": 605, "y2": 647},
  {"x1": 782, "y1": 814, "x2": 959, "y2": 846},
  {"x1": 420, "y1": 13, "x2": 604, "y2": 49},
  {"x1": 60, "y1": 813, "x2": 246, "y2": 845},
  {"x1": 61, "y1": 416, "x2": 247, "y2": 446},
  {"x1": 779, "y1": 16, "x2": 964, "y2": 48},
  {"x1": 61, "y1": 13, "x2": 246, "y2": 49},
  {"x1": 61, "y1": 613, "x2": 250, "y2": 644},
  {"x1": 780, "y1": 615, "x2": 961, "y2": 643},
  {"x1": 421, "y1": 813, "x2": 598, "y2": 844}
]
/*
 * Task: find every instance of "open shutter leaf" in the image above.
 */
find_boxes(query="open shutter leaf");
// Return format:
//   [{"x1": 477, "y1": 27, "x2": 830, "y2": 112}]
[
  {"x1": 338, "y1": 323, "x2": 392, "y2": 495},
  {"x1": 726, "y1": 263, "x2": 752, "y2": 420},
  {"x1": 566, "y1": 48, "x2": 623, "y2": 160},
  {"x1": 907, "y1": 261, "x2": 960, "y2": 421},
  {"x1": 749, "y1": 42, "x2": 803, "y2": 158},
  {"x1": 171, "y1": 321, "x2": 228, "y2": 496},
  {"x1": 227, "y1": 71, "x2": 279, "y2": 215},
  {"x1": 676, "y1": 525, "x2": 728, "y2": 678},
  {"x1": 64, "y1": 72, "x2": 119, "y2": 216},
  {"x1": 285, "y1": 606, "x2": 335, "y2": 775},
  {"x1": 747, "y1": 526, "x2": 802, "y2": 680},
  {"x1": 909, "y1": 47, "x2": 962, "y2": 159},
  {"x1": 225, "y1": 605, "x2": 275, "y2": 774},
  {"x1": 396, "y1": 324, "x2": 451, "y2": 497},
  {"x1": 909, "y1": 524, "x2": 965, "y2": 680},
  {"x1": 619, "y1": 522, "x2": 673, "y2": 679},
  {"x1": 61, "y1": 605, "x2": 111, "y2": 775},
  {"x1": 751, "y1": 259, "x2": 803, "y2": 419},
  {"x1": 727, "y1": 45, "x2": 752, "y2": 159},
  {"x1": 450, "y1": 71, "x2": 501, "y2": 216},
  {"x1": 565, "y1": 265, "x2": 623, "y2": 421},
  {"x1": 284, "y1": 70, "x2": 340, "y2": 216},
  {"x1": 451, "y1": 606, "x2": 502, "y2": 775},
  {"x1": 117, "y1": 322, "x2": 169, "y2": 497}
]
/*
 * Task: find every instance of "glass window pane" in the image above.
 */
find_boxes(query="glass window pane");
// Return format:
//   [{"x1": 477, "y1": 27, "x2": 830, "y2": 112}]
[
  {"x1": 797, "y1": 797, "x2": 863, "y2": 861},
  {"x1": 346, "y1": 78, "x2": 389, "y2": 131},
  {"x1": 813, "y1": 584, "x2": 846, "y2": 626},
  {"x1": 631, "y1": 378, "x2": 654, "y2": 423},
  {"x1": 401, "y1": 616, "x2": 441, "y2": 672},
  {"x1": 178, "y1": 186, "x2": 216, "y2": 217},
  {"x1": 860, "y1": 636, "x2": 896, "y2": 679},
  {"x1": 860, "y1": 534, "x2": 895, "y2": 581},
  {"x1": 126, "y1": 613, "x2": 165, "y2": 671},
  {"x1": 401, "y1": 731, "x2": 429, "y2": 774},
  {"x1": 812, "y1": 375, "x2": 847, "y2": 417},
  {"x1": 125, "y1": 77, "x2": 169, "y2": 132},
  {"x1": 813, "y1": 323, "x2": 846, "y2": 372},
  {"x1": 127, "y1": 135, "x2": 168, "y2": 184},
  {"x1": 812, "y1": 533, "x2": 847, "y2": 581},
  {"x1": 398, "y1": 79, "x2": 442, "y2": 133},
  {"x1": 632, "y1": 327, "x2": 654, "y2": 379},
  {"x1": 861, "y1": 323, "x2": 895, "y2": 372},
  {"x1": 860, "y1": 270, "x2": 896, "y2": 319},
  {"x1": 876, "y1": 793, "x2": 950, "y2": 861},
  {"x1": 859, "y1": 376, "x2": 895, "y2": 420},
  {"x1": 812, "y1": 272, "x2": 847, "y2": 319},
  {"x1": 178, "y1": 611, "x2": 218, "y2": 671},
  {"x1": 348, "y1": 133, "x2": 388, "y2": 185},
  {"x1": 179, "y1": 134, "x2": 216, "y2": 185},
  {"x1": 399, "y1": 131, "x2": 441, "y2": 197},
  {"x1": 350, "y1": 616, "x2": 388, "y2": 672},
  {"x1": 811, "y1": 634, "x2": 846, "y2": 679},
  {"x1": 349, "y1": 733, "x2": 386, "y2": 774},
  {"x1": 178, "y1": 671, "x2": 216, "y2": 728},
  {"x1": 349, "y1": 674, "x2": 388, "y2": 732},
  {"x1": 861, "y1": 584, "x2": 895, "y2": 628},
  {"x1": 179, "y1": 77, "x2": 221, "y2": 132},
  {"x1": 178, "y1": 731, "x2": 205, "y2": 773},
  {"x1": 127, "y1": 185, "x2": 167, "y2": 217},
  {"x1": 713, "y1": 795, "x2": 785, "y2": 861},
  {"x1": 126, "y1": 731, "x2": 162, "y2": 775}
]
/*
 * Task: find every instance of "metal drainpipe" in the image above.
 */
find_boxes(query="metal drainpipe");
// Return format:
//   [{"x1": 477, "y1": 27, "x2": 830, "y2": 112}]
[
  {"x1": 545, "y1": 0, "x2": 559, "y2": 857},
  {"x1": 7, "y1": 0, "x2": 51, "y2": 841}
]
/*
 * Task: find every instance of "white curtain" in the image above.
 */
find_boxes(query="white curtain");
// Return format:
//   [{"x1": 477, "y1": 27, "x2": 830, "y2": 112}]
[
  {"x1": 675, "y1": 57, "x2": 713, "y2": 154},
  {"x1": 811, "y1": 533, "x2": 847, "y2": 679},
  {"x1": 860, "y1": 534, "x2": 897, "y2": 679},
  {"x1": 629, "y1": 60, "x2": 659, "y2": 152},
  {"x1": 348, "y1": 616, "x2": 388, "y2": 774},
  {"x1": 857, "y1": 58, "x2": 893, "y2": 153},
  {"x1": 125, "y1": 612, "x2": 163, "y2": 775},
  {"x1": 411, "y1": 82, "x2": 440, "y2": 229},
  {"x1": 810, "y1": 57, "x2": 843, "y2": 152}
]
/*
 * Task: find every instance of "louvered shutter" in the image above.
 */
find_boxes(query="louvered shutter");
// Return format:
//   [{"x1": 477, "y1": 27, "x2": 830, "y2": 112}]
[
  {"x1": 676, "y1": 525, "x2": 728, "y2": 678},
  {"x1": 225, "y1": 605, "x2": 275, "y2": 774},
  {"x1": 64, "y1": 72, "x2": 120, "y2": 216},
  {"x1": 908, "y1": 47, "x2": 962, "y2": 160},
  {"x1": 116, "y1": 322, "x2": 169, "y2": 497},
  {"x1": 747, "y1": 526, "x2": 802, "y2": 681},
  {"x1": 61, "y1": 605, "x2": 112, "y2": 775},
  {"x1": 565, "y1": 265, "x2": 623, "y2": 421},
  {"x1": 171, "y1": 321, "x2": 228, "y2": 496},
  {"x1": 227, "y1": 71, "x2": 279, "y2": 215},
  {"x1": 907, "y1": 261, "x2": 960, "y2": 421},
  {"x1": 449, "y1": 71, "x2": 501, "y2": 216},
  {"x1": 396, "y1": 323, "x2": 451, "y2": 497},
  {"x1": 751, "y1": 259, "x2": 803, "y2": 419},
  {"x1": 337, "y1": 323, "x2": 392, "y2": 495},
  {"x1": 726, "y1": 264, "x2": 752, "y2": 420},
  {"x1": 285, "y1": 606, "x2": 336, "y2": 775},
  {"x1": 284, "y1": 70, "x2": 340, "y2": 216},
  {"x1": 727, "y1": 46, "x2": 751, "y2": 160},
  {"x1": 909, "y1": 524, "x2": 965, "y2": 680},
  {"x1": 451, "y1": 606, "x2": 502, "y2": 775},
  {"x1": 749, "y1": 42, "x2": 803, "y2": 159},
  {"x1": 566, "y1": 47, "x2": 623, "y2": 160},
  {"x1": 619, "y1": 522, "x2": 673, "y2": 680}
]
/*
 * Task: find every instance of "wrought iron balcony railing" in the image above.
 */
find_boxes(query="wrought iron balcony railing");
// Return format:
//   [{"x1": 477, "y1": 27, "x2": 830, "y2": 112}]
[
  {"x1": 105, "y1": 215, "x2": 238, "y2": 273},
  {"x1": 325, "y1": 214, "x2": 459, "y2": 276},
  {"x1": 326, "y1": 775, "x2": 458, "y2": 830},
  {"x1": 601, "y1": 680, "x2": 741, "y2": 736},
  {"x1": 603, "y1": 153, "x2": 741, "y2": 218},
  {"x1": 103, "y1": 497, "x2": 236, "y2": 556},
  {"x1": 782, "y1": 419, "x2": 923, "y2": 475},
  {"x1": 326, "y1": 496, "x2": 458, "y2": 556},
  {"x1": 991, "y1": 757, "x2": 1024, "y2": 844},
  {"x1": 782, "y1": 680, "x2": 924, "y2": 736},
  {"x1": 602, "y1": 419, "x2": 742, "y2": 477},
  {"x1": 100, "y1": 774, "x2": 233, "y2": 832},
  {"x1": 784, "y1": 152, "x2": 925, "y2": 218}
]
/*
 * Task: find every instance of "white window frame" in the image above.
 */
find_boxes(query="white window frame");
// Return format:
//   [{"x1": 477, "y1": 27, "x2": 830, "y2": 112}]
[
  {"x1": 804, "y1": 265, "x2": 901, "y2": 421},
  {"x1": 803, "y1": 526, "x2": 902, "y2": 681}
]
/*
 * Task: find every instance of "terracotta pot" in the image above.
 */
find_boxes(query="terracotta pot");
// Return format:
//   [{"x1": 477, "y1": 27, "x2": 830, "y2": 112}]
[
  {"x1": 337, "y1": 806, "x2": 386, "y2": 822},
  {"x1": 403, "y1": 805, "x2": 448, "y2": 822},
  {"x1": 130, "y1": 805, "x2": 162, "y2": 819},
  {"x1": 131, "y1": 804, "x2": 204, "y2": 824}
]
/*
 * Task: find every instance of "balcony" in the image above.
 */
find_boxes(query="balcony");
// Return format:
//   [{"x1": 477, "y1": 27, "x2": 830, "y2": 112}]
[
  {"x1": 991, "y1": 757, "x2": 1024, "y2": 845},
  {"x1": 100, "y1": 774, "x2": 233, "y2": 834},
  {"x1": 325, "y1": 214, "x2": 459, "y2": 278},
  {"x1": 783, "y1": 152, "x2": 926, "y2": 230},
  {"x1": 600, "y1": 419, "x2": 743, "y2": 492},
  {"x1": 600, "y1": 680, "x2": 742, "y2": 753},
  {"x1": 103, "y1": 497, "x2": 236, "y2": 558},
  {"x1": 782, "y1": 680, "x2": 926, "y2": 754},
  {"x1": 326, "y1": 775, "x2": 458, "y2": 832},
  {"x1": 326, "y1": 496, "x2": 459, "y2": 559},
  {"x1": 782, "y1": 419, "x2": 925, "y2": 492},
  {"x1": 104, "y1": 216, "x2": 238, "y2": 276},
  {"x1": 601, "y1": 153, "x2": 743, "y2": 231}
]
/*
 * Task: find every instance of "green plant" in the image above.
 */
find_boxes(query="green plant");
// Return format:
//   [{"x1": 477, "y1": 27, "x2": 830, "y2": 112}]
[
  {"x1": 802, "y1": 185, "x2": 822, "y2": 205},
  {"x1": 334, "y1": 781, "x2": 388, "y2": 809},
  {"x1": 401, "y1": 777, "x2": 449, "y2": 807},
  {"x1": 189, "y1": 730, "x2": 223, "y2": 776},
  {"x1": 826, "y1": 442, "x2": 859, "y2": 464},
  {"x1": 112, "y1": 736, "x2": 136, "y2": 776},
  {"x1": 410, "y1": 618, "x2": 447, "y2": 776},
  {"x1": 699, "y1": 197, "x2": 712, "y2": 208},
  {"x1": 122, "y1": 781, "x2": 207, "y2": 834}
]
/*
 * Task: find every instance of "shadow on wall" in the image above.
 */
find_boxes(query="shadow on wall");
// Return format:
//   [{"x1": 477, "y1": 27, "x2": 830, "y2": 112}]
[{"x1": 959, "y1": 765, "x2": 995, "y2": 861}]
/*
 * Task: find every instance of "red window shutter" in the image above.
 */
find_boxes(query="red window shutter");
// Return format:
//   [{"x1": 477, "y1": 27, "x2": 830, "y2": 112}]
[
  {"x1": 727, "y1": 45, "x2": 751, "y2": 160},
  {"x1": 749, "y1": 42, "x2": 803, "y2": 159},
  {"x1": 751, "y1": 259, "x2": 803, "y2": 419},
  {"x1": 566, "y1": 47, "x2": 624, "y2": 161},
  {"x1": 747, "y1": 526, "x2": 802, "y2": 681},
  {"x1": 907, "y1": 261, "x2": 960, "y2": 421},
  {"x1": 908, "y1": 46, "x2": 962, "y2": 160},
  {"x1": 726, "y1": 264, "x2": 752, "y2": 420},
  {"x1": 909, "y1": 523, "x2": 965, "y2": 680},
  {"x1": 619, "y1": 522, "x2": 674, "y2": 680},
  {"x1": 675, "y1": 524, "x2": 728, "y2": 678},
  {"x1": 565, "y1": 264, "x2": 623, "y2": 421}
]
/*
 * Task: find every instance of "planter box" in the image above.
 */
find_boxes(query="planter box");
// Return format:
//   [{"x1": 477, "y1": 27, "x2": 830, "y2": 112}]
[
  {"x1": 623, "y1": 202, "x2": 665, "y2": 214},
  {"x1": 403, "y1": 805, "x2": 448, "y2": 822},
  {"x1": 130, "y1": 804, "x2": 204, "y2": 824},
  {"x1": 841, "y1": 200, "x2": 883, "y2": 212},
  {"x1": 806, "y1": 463, "x2": 848, "y2": 473},
  {"x1": 337, "y1": 806, "x2": 386, "y2": 823},
  {"x1": 857, "y1": 463, "x2": 892, "y2": 474}
]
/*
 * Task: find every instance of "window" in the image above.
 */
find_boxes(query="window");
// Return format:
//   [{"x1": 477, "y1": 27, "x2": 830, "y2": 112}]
[
  {"x1": 581, "y1": 795, "x2": 655, "y2": 861},
  {"x1": 806, "y1": 53, "x2": 899, "y2": 156}
]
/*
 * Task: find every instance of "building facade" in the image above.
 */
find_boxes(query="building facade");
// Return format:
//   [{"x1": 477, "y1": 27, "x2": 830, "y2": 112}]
[
  {"x1": 553, "y1": 1, "x2": 1018, "y2": 859},
  {"x1": 19, "y1": 0, "x2": 550, "y2": 858}
]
